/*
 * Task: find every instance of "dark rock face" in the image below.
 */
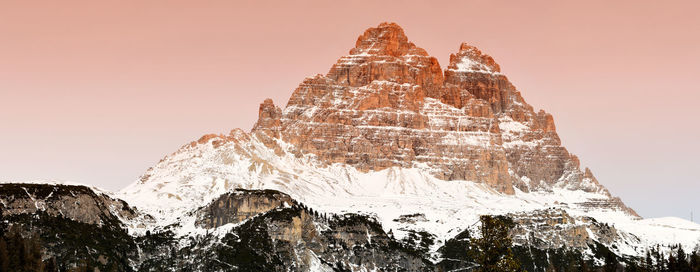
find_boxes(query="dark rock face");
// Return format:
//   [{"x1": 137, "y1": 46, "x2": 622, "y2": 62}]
[
  {"x1": 134, "y1": 189, "x2": 436, "y2": 271},
  {"x1": 211, "y1": 207, "x2": 433, "y2": 271},
  {"x1": 0, "y1": 184, "x2": 140, "y2": 271},
  {"x1": 0, "y1": 183, "x2": 138, "y2": 226},
  {"x1": 195, "y1": 189, "x2": 294, "y2": 228}
]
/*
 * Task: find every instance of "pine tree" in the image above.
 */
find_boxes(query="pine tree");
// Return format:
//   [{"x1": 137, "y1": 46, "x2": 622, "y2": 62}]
[
  {"x1": 626, "y1": 261, "x2": 642, "y2": 272},
  {"x1": 0, "y1": 239, "x2": 8, "y2": 272},
  {"x1": 470, "y1": 215, "x2": 524, "y2": 272},
  {"x1": 645, "y1": 250, "x2": 653, "y2": 271},
  {"x1": 602, "y1": 250, "x2": 618, "y2": 272},
  {"x1": 28, "y1": 235, "x2": 43, "y2": 272},
  {"x1": 14, "y1": 231, "x2": 26, "y2": 271},
  {"x1": 545, "y1": 261, "x2": 556, "y2": 272},
  {"x1": 653, "y1": 245, "x2": 666, "y2": 271},
  {"x1": 44, "y1": 257, "x2": 58, "y2": 272},
  {"x1": 690, "y1": 250, "x2": 700, "y2": 272},
  {"x1": 579, "y1": 256, "x2": 591, "y2": 272},
  {"x1": 107, "y1": 261, "x2": 119, "y2": 272},
  {"x1": 675, "y1": 245, "x2": 692, "y2": 272},
  {"x1": 669, "y1": 252, "x2": 679, "y2": 272}
]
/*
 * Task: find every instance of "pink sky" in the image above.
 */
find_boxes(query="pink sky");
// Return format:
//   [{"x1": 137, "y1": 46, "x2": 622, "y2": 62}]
[{"x1": 1, "y1": 0, "x2": 698, "y2": 219}]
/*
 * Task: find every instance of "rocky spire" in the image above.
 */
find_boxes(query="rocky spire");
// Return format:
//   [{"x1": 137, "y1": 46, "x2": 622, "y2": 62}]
[
  {"x1": 349, "y1": 22, "x2": 415, "y2": 57},
  {"x1": 326, "y1": 22, "x2": 444, "y2": 91},
  {"x1": 447, "y1": 43, "x2": 501, "y2": 74},
  {"x1": 252, "y1": 98, "x2": 282, "y2": 139}
]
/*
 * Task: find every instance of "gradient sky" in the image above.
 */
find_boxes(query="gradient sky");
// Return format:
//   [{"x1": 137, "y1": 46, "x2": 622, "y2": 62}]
[{"x1": 1, "y1": 0, "x2": 698, "y2": 219}]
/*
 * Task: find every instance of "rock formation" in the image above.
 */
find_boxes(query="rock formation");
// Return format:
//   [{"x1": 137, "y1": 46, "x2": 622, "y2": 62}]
[
  {"x1": 249, "y1": 22, "x2": 615, "y2": 198},
  {"x1": 0, "y1": 183, "x2": 140, "y2": 226},
  {"x1": 196, "y1": 189, "x2": 293, "y2": 228}
]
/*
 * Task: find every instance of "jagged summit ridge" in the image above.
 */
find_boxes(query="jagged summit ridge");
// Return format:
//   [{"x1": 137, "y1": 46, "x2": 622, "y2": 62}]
[
  {"x1": 447, "y1": 43, "x2": 501, "y2": 74},
  {"x1": 248, "y1": 22, "x2": 611, "y2": 198},
  {"x1": 327, "y1": 22, "x2": 444, "y2": 92},
  {"x1": 350, "y1": 22, "x2": 416, "y2": 57},
  {"x1": 131, "y1": 22, "x2": 621, "y2": 201}
]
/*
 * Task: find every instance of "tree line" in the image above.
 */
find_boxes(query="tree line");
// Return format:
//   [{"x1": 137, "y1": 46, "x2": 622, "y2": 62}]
[
  {"x1": 463, "y1": 215, "x2": 700, "y2": 272},
  {"x1": 0, "y1": 226, "x2": 102, "y2": 272},
  {"x1": 0, "y1": 226, "x2": 55, "y2": 272}
]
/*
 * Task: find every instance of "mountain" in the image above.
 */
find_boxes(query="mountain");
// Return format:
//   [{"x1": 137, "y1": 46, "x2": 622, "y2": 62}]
[
  {"x1": 2, "y1": 22, "x2": 699, "y2": 271},
  {"x1": 0, "y1": 183, "x2": 144, "y2": 271},
  {"x1": 119, "y1": 21, "x2": 697, "y2": 258}
]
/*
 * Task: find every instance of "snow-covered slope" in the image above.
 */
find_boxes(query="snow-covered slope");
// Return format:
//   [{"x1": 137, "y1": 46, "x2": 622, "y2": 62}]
[{"x1": 119, "y1": 130, "x2": 700, "y2": 257}]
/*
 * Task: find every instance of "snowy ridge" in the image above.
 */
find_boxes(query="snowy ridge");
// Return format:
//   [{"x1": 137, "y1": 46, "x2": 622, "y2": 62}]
[
  {"x1": 446, "y1": 43, "x2": 502, "y2": 75},
  {"x1": 0, "y1": 179, "x2": 113, "y2": 196},
  {"x1": 118, "y1": 132, "x2": 700, "y2": 257},
  {"x1": 449, "y1": 55, "x2": 501, "y2": 75}
]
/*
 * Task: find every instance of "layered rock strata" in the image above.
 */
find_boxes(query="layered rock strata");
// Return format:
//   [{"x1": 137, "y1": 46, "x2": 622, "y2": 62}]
[{"x1": 250, "y1": 22, "x2": 613, "y2": 197}]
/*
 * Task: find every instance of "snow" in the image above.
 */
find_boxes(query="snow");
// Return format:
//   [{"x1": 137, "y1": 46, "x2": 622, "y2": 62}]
[
  {"x1": 4, "y1": 129, "x2": 697, "y2": 259},
  {"x1": 449, "y1": 55, "x2": 501, "y2": 75},
  {"x1": 498, "y1": 116, "x2": 541, "y2": 148},
  {"x1": 308, "y1": 251, "x2": 335, "y2": 272},
  {"x1": 0, "y1": 179, "x2": 111, "y2": 195},
  {"x1": 584, "y1": 213, "x2": 700, "y2": 256},
  {"x1": 498, "y1": 116, "x2": 529, "y2": 133},
  {"x1": 4, "y1": 130, "x2": 696, "y2": 259},
  {"x1": 440, "y1": 132, "x2": 490, "y2": 147},
  {"x1": 117, "y1": 133, "x2": 700, "y2": 257}
]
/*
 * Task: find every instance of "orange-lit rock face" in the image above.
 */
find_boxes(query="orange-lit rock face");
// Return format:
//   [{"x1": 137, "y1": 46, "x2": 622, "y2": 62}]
[
  {"x1": 251, "y1": 22, "x2": 603, "y2": 195},
  {"x1": 252, "y1": 98, "x2": 282, "y2": 139},
  {"x1": 327, "y1": 22, "x2": 444, "y2": 93}
]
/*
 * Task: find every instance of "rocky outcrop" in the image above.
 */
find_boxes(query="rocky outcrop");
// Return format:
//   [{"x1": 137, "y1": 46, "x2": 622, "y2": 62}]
[
  {"x1": 575, "y1": 196, "x2": 641, "y2": 218},
  {"x1": 159, "y1": 189, "x2": 434, "y2": 271},
  {"x1": 0, "y1": 183, "x2": 138, "y2": 226},
  {"x1": 252, "y1": 98, "x2": 283, "y2": 139},
  {"x1": 0, "y1": 183, "x2": 141, "y2": 271},
  {"x1": 196, "y1": 189, "x2": 293, "y2": 228},
  {"x1": 509, "y1": 209, "x2": 621, "y2": 250}
]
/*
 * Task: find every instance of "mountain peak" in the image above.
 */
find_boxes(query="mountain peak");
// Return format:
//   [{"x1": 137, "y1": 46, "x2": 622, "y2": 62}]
[
  {"x1": 252, "y1": 98, "x2": 282, "y2": 139},
  {"x1": 447, "y1": 42, "x2": 501, "y2": 74},
  {"x1": 349, "y1": 22, "x2": 420, "y2": 57},
  {"x1": 143, "y1": 23, "x2": 632, "y2": 207},
  {"x1": 327, "y1": 22, "x2": 442, "y2": 89}
]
